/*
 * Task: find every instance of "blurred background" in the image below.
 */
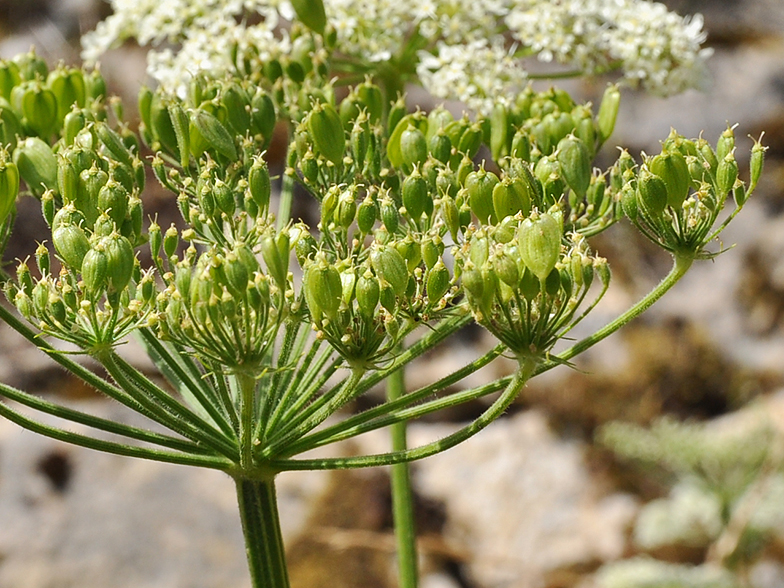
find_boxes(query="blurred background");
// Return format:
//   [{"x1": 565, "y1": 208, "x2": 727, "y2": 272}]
[{"x1": 0, "y1": 1, "x2": 783, "y2": 587}]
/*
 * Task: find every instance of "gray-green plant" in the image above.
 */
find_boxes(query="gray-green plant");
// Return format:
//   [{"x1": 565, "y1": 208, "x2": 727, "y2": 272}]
[
  {"x1": 597, "y1": 413, "x2": 784, "y2": 588},
  {"x1": 0, "y1": 6, "x2": 766, "y2": 588}
]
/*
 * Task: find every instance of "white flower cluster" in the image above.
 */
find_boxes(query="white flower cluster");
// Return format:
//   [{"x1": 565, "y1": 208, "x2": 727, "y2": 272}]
[
  {"x1": 504, "y1": 0, "x2": 712, "y2": 96},
  {"x1": 417, "y1": 40, "x2": 529, "y2": 115},
  {"x1": 82, "y1": 0, "x2": 711, "y2": 108},
  {"x1": 82, "y1": 0, "x2": 288, "y2": 95}
]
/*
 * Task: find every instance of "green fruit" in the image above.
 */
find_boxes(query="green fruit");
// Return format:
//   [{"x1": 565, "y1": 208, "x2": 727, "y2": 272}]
[
  {"x1": 465, "y1": 169, "x2": 499, "y2": 224},
  {"x1": 13, "y1": 137, "x2": 57, "y2": 198},
  {"x1": 191, "y1": 107, "x2": 237, "y2": 161},
  {"x1": 518, "y1": 212, "x2": 562, "y2": 281},
  {"x1": 400, "y1": 126, "x2": 428, "y2": 167},
  {"x1": 636, "y1": 170, "x2": 668, "y2": 217},
  {"x1": 370, "y1": 245, "x2": 408, "y2": 297},
  {"x1": 0, "y1": 154, "x2": 19, "y2": 225},
  {"x1": 53, "y1": 223, "x2": 90, "y2": 270},
  {"x1": 597, "y1": 84, "x2": 620, "y2": 145},
  {"x1": 290, "y1": 0, "x2": 327, "y2": 34},
  {"x1": 308, "y1": 102, "x2": 344, "y2": 165},
  {"x1": 557, "y1": 135, "x2": 591, "y2": 198},
  {"x1": 426, "y1": 260, "x2": 450, "y2": 303},
  {"x1": 402, "y1": 170, "x2": 429, "y2": 219},
  {"x1": 650, "y1": 151, "x2": 690, "y2": 209}
]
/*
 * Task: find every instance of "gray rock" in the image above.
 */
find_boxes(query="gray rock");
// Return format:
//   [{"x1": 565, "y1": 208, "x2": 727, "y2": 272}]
[
  {"x1": 410, "y1": 411, "x2": 638, "y2": 588},
  {"x1": 0, "y1": 401, "x2": 329, "y2": 588}
]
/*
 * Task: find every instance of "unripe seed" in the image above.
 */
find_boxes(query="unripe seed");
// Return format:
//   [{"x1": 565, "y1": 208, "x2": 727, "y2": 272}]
[
  {"x1": 490, "y1": 103, "x2": 509, "y2": 162},
  {"x1": 429, "y1": 131, "x2": 452, "y2": 164},
  {"x1": 163, "y1": 224, "x2": 179, "y2": 259},
  {"x1": 426, "y1": 260, "x2": 450, "y2": 303},
  {"x1": 167, "y1": 101, "x2": 191, "y2": 168},
  {"x1": 103, "y1": 233, "x2": 135, "y2": 292},
  {"x1": 620, "y1": 183, "x2": 638, "y2": 221},
  {"x1": 334, "y1": 188, "x2": 357, "y2": 229},
  {"x1": 438, "y1": 196, "x2": 458, "y2": 243},
  {"x1": 98, "y1": 179, "x2": 129, "y2": 227},
  {"x1": 460, "y1": 264, "x2": 484, "y2": 300},
  {"x1": 716, "y1": 152, "x2": 739, "y2": 198},
  {"x1": 0, "y1": 153, "x2": 19, "y2": 225},
  {"x1": 356, "y1": 196, "x2": 377, "y2": 234},
  {"x1": 214, "y1": 179, "x2": 235, "y2": 216},
  {"x1": 493, "y1": 177, "x2": 532, "y2": 221},
  {"x1": 290, "y1": 0, "x2": 327, "y2": 34},
  {"x1": 356, "y1": 270, "x2": 380, "y2": 318},
  {"x1": 304, "y1": 259, "x2": 342, "y2": 321},
  {"x1": 221, "y1": 83, "x2": 251, "y2": 137},
  {"x1": 557, "y1": 135, "x2": 591, "y2": 198},
  {"x1": 650, "y1": 151, "x2": 690, "y2": 209},
  {"x1": 93, "y1": 212, "x2": 114, "y2": 237},
  {"x1": 402, "y1": 170, "x2": 429, "y2": 220},
  {"x1": 351, "y1": 115, "x2": 370, "y2": 168},
  {"x1": 494, "y1": 249, "x2": 520, "y2": 288},
  {"x1": 308, "y1": 102, "x2": 345, "y2": 165},
  {"x1": 149, "y1": 221, "x2": 162, "y2": 262},
  {"x1": 518, "y1": 212, "x2": 562, "y2": 281},
  {"x1": 53, "y1": 223, "x2": 90, "y2": 270},
  {"x1": 457, "y1": 123, "x2": 483, "y2": 159},
  {"x1": 81, "y1": 246, "x2": 109, "y2": 297},
  {"x1": 421, "y1": 236, "x2": 442, "y2": 270},
  {"x1": 636, "y1": 170, "x2": 668, "y2": 217},
  {"x1": 190, "y1": 107, "x2": 237, "y2": 161},
  {"x1": 95, "y1": 121, "x2": 134, "y2": 169},
  {"x1": 510, "y1": 130, "x2": 531, "y2": 161},
  {"x1": 371, "y1": 245, "x2": 408, "y2": 297},
  {"x1": 380, "y1": 197, "x2": 399, "y2": 234},
  {"x1": 250, "y1": 90, "x2": 276, "y2": 140},
  {"x1": 293, "y1": 226, "x2": 317, "y2": 265},
  {"x1": 400, "y1": 126, "x2": 428, "y2": 167},
  {"x1": 21, "y1": 83, "x2": 57, "y2": 138},
  {"x1": 77, "y1": 164, "x2": 108, "y2": 226},
  {"x1": 749, "y1": 137, "x2": 766, "y2": 193},
  {"x1": 716, "y1": 125, "x2": 735, "y2": 162},
  {"x1": 13, "y1": 136, "x2": 57, "y2": 198},
  {"x1": 357, "y1": 81, "x2": 383, "y2": 124},
  {"x1": 597, "y1": 84, "x2": 621, "y2": 145},
  {"x1": 222, "y1": 250, "x2": 249, "y2": 299},
  {"x1": 261, "y1": 232, "x2": 289, "y2": 287},
  {"x1": 465, "y1": 168, "x2": 499, "y2": 225}
]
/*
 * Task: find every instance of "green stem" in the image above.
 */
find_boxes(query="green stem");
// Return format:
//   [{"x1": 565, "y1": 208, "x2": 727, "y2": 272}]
[
  {"x1": 387, "y1": 351, "x2": 419, "y2": 588},
  {"x1": 0, "y1": 399, "x2": 232, "y2": 470},
  {"x1": 235, "y1": 476, "x2": 290, "y2": 588},
  {"x1": 542, "y1": 254, "x2": 693, "y2": 369},
  {"x1": 237, "y1": 372, "x2": 257, "y2": 470},
  {"x1": 272, "y1": 358, "x2": 537, "y2": 470},
  {"x1": 277, "y1": 171, "x2": 295, "y2": 230}
]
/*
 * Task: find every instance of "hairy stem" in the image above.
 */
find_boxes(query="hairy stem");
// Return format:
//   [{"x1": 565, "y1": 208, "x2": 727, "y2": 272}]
[{"x1": 235, "y1": 476, "x2": 290, "y2": 588}]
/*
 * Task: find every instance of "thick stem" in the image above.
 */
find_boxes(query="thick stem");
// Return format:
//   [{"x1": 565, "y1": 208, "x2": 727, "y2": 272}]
[
  {"x1": 235, "y1": 476, "x2": 290, "y2": 588},
  {"x1": 387, "y1": 355, "x2": 419, "y2": 588}
]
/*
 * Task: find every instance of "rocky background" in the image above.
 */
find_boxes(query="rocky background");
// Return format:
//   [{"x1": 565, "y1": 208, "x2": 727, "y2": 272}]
[{"x1": 0, "y1": 1, "x2": 783, "y2": 587}]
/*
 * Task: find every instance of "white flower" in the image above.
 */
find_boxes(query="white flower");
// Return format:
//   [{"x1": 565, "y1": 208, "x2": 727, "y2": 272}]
[
  {"x1": 504, "y1": 0, "x2": 712, "y2": 95},
  {"x1": 417, "y1": 39, "x2": 528, "y2": 115},
  {"x1": 82, "y1": 0, "x2": 711, "y2": 100}
]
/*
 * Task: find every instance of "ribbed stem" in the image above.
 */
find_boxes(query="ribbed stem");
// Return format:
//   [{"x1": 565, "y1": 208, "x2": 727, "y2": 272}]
[
  {"x1": 543, "y1": 253, "x2": 694, "y2": 368},
  {"x1": 387, "y1": 357, "x2": 419, "y2": 588},
  {"x1": 237, "y1": 372, "x2": 257, "y2": 470},
  {"x1": 235, "y1": 477, "x2": 290, "y2": 588}
]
